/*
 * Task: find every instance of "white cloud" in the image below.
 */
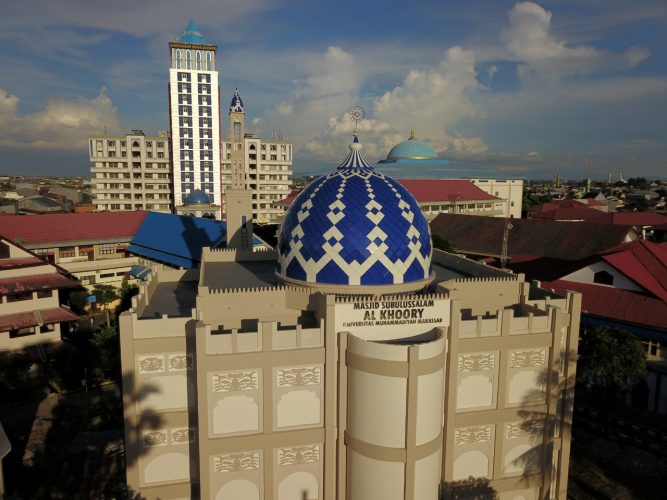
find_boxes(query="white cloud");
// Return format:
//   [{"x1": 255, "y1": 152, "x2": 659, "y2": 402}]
[
  {"x1": 271, "y1": 45, "x2": 489, "y2": 166},
  {"x1": 501, "y1": 2, "x2": 649, "y2": 79},
  {"x1": 0, "y1": 87, "x2": 119, "y2": 149}
]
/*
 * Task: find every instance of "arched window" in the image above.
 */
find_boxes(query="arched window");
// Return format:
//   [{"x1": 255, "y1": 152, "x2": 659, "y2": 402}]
[
  {"x1": 206, "y1": 51, "x2": 212, "y2": 70},
  {"x1": 196, "y1": 50, "x2": 201, "y2": 70},
  {"x1": 176, "y1": 49, "x2": 181, "y2": 69},
  {"x1": 185, "y1": 50, "x2": 191, "y2": 69}
]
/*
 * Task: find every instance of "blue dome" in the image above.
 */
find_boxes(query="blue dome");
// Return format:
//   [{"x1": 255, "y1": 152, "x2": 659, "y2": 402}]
[
  {"x1": 386, "y1": 132, "x2": 437, "y2": 160},
  {"x1": 179, "y1": 19, "x2": 207, "y2": 45},
  {"x1": 277, "y1": 137, "x2": 433, "y2": 288},
  {"x1": 185, "y1": 189, "x2": 211, "y2": 205}
]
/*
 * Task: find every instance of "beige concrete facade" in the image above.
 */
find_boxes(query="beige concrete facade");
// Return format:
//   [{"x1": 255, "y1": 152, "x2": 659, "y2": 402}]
[
  {"x1": 0, "y1": 237, "x2": 77, "y2": 351},
  {"x1": 119, "y1": 247, "x2": 580, "y2": 499},
  {"x1": 221, "y1": 103, "x2": 293, "y2": 224},
  {"x1": 469, "y1": 178, "x2": 524, "y2": 219},
  {"x1": 90, "y1": 132, "x2": 172, "y2": 213}
]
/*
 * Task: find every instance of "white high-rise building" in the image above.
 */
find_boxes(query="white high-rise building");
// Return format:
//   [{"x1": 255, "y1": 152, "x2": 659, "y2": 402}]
[{"x1": 168, "y1": 20, "x2": 222, "y2": 219}]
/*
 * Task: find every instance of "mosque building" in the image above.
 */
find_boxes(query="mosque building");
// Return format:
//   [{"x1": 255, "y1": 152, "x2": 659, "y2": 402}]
[
  {"x1": 119, "y1": 134, "x2": 580, "y2": 500},
  {"x1": 378, "y1": 131, "x2": 524, "y2": 219}
]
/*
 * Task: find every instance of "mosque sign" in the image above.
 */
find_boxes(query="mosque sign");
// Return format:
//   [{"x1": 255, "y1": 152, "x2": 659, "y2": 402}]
[{"x1": 335, "y1": 298, "x2": 449, "y2": 340}]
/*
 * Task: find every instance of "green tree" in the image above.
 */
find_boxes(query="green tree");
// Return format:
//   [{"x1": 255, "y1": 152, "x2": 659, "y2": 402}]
[
  {"x1": 68, "y1": 289, "x2": 89, "y2": 314},
  {"x1": 89, "y1": 326, "x2": 120, "y2": 382},
  {"x1": 577, "y1": 326, "x2": 647, "y2": 395},
  {"x1": 92, "y1": 284, "x2": 117, "y2": 309}
]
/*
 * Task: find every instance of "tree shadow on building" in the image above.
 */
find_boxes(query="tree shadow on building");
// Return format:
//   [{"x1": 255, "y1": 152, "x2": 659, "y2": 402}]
[
  {"x1": 9, "y1": 371, "x2": 160, "y2": 499},
  {"x1": 441, "y1": 476, "x2": 498, "y2": 499},
  {"x1": 503, "y1": 347, "x2": 579, "y2": 498}
]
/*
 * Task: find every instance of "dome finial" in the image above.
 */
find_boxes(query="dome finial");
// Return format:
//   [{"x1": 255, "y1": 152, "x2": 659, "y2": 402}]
[
  {"x1": 348, "y1": 106, "x2": 365, "y2": 135},
  {"x1": 409, "y1": 129, "x2": 416, "y2": 140}
]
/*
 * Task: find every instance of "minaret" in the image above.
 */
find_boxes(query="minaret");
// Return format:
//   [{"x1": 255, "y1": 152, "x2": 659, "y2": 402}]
[
  {"x1": 168, "y1": 20, "x2": 222, "y2": 218},
  {"x1": 224, "y1": 88, "x2": 254, "y2": 250}
]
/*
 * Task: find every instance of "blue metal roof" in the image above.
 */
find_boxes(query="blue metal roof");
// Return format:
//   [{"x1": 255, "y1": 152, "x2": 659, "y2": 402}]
[
  {"x1": 128, "y1": 265, "x2": 151, "y2": 280},
  {"x1": 129, "y1": 212, "x2": 265, "y2": 269},
  {"x1": 179, "y1": 19, "x2": 207, "y2": 44}
]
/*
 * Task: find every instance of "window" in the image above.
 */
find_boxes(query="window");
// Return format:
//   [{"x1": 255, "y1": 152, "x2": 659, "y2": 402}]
[
  {"x1": 59, "y1": 246, "x2": 75, "y2": 258},
  {"x1": 593, "y1": 270, "x2": 614, "y2": 286},
  {"x1": 176, "y1": 48, "x2": 182, "y2": 69},
  {"x1": 37, "y1": 289, "x2": 53, "y2": 299},
  {"x1": 206, "y1": 52, "x2": 212, "y2": 71},
  {"x1": 0, "y1": 242, "x2": 9, "y2": 259},
  {"x1": 10, "y1": 327, "x2": 34, "y2": 338},
  {"x1": 196, "y1": 50, "x2": 201, "y2": 70},
  {"x1": 186, "y1": 49, "x2": 191, "y2": 69},
  {"x1": 8, "y1": 292, "x2": 32, "y2": 302},
  {"x1": 100, "y1": 273, "x2": 114, "y2": 279},
  {"x1": 99, "y1": 243, "x2": 115, "y2": 255},
  {"x1": 40, "y1": 324, "x2": 56, "y2": 333}
]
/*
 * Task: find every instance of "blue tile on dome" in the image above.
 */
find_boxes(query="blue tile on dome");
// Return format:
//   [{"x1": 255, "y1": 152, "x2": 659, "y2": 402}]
[
  {"x1": 317, "y1": 259, "x2": 349, "y2": 284},
  {"x1": 286, "y1": 258, "x2": 307, "y2": 282}
]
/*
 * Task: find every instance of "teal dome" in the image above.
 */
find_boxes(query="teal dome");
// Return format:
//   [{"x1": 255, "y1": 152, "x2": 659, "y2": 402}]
[{"x1": 386, "y1": 131, "x2": 437, "y2": 160}]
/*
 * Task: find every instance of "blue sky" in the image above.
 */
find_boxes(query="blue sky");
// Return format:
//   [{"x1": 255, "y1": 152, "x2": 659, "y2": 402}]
[{"x1": 0, "y1": 0, "x2": 665, "y2": 180}]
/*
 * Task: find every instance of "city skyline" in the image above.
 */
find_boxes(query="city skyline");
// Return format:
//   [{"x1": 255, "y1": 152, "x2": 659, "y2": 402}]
[{"x1": 0, "y1": 0, "x2": 665, "y2": 179}]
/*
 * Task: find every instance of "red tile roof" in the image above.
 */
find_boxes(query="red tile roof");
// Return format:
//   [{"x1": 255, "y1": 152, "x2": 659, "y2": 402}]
[
  {"x1": 0, "y1": 257, "x2": 46, "y2": 270},
  {"x1": 396, "y1": 179, "x2": 499, "y2": 203},
  {"x1": 586, "y1": 212, "x2": 667, "y2": 227},
  {"x1": 542, "y1": 280, "x2": 667, "y2": 330},
  {"x1": 0, "y1": 307, "x2": 79, "y2": 331},
  {"x1": 528, "y1": 199, "x2": 604, "y2": 221},
  {"x1": 278, "y1": 189, "x2": 303, "y2": 207},
  {"x1": 600, "y1": 240, "x2": 667, "y2": 302},
  {"x1": 0, "y1": 273, "x2": 77, "y2": 296},
  {"x1": 0, "y1": 211, "x2": 148, "y2": 246}
]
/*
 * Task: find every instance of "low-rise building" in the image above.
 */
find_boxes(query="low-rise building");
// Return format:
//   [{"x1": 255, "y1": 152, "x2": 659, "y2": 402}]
[
  {"x1": 397, "y1": 179, "x2": 508, "y2": 219},
  {"x1": 0, "y1": 212, "x2": 148, "y2": 289},
  {"x1": 89, "y1": 131, "x2": 172, "y2": 213},
  {"x1": 0, "y1": 236, "x2": 78, "y2": 352}
]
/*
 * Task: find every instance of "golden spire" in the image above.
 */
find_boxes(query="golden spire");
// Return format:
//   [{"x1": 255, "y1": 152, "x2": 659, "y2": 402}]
[{"x1": 409, "y1": 128, "x2": 416, "y2": 140}]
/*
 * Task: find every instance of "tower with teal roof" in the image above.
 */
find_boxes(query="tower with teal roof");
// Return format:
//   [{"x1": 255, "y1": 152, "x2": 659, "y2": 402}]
[{"x1": 169, "y1": 20, "x2": 222, "y2": 219}]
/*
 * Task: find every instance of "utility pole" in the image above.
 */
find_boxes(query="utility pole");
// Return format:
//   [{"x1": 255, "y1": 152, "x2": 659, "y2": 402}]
[{"x1": 501, "y1": 219, "x2": 513, "y2": 269}]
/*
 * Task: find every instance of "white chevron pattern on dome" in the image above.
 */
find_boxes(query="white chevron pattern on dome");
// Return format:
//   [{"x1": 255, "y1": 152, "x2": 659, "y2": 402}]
[{"x1": 277, "y1": 135, "x2": 433, "y2": 288}]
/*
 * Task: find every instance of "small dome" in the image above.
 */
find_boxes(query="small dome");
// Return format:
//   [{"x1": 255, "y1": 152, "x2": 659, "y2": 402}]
[
  {"x1": 230, "y1": 88, "x2": 244, "y2": 113},
  {"x1": 185, "y1": 189, "x2": 211, "y2": 205},
  {"x1": 386, "y1": 131, "x2": 437, "y2": 160},
  {"x1": 277, "y1": 136, "x2": 433, "y2": 289},
  {"x1": 179, "y1": 19, "x2": 207, "y2": 45}
]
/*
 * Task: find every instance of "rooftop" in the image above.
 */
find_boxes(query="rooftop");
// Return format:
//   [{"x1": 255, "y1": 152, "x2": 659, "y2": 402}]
[
  {"x1": 430, "y1": 213, "x2": 635, "y2": 261},
  {"x1": 397, "y1": 179, "x2": 499, "y2": 203},
  {"x1": 0, "y1": 211, "x2": 148, "y2": 246}
]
